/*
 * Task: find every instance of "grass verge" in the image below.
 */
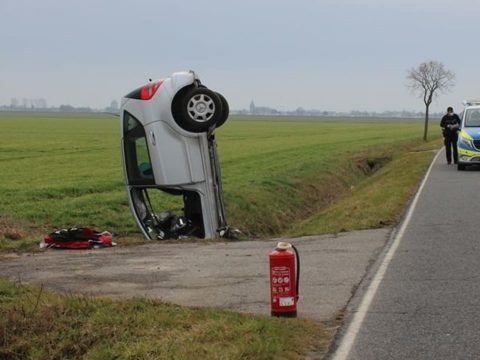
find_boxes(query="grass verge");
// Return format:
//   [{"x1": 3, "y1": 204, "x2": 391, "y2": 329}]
[
  {"x1": 0, "y1": 279, "x2": 331, "y2": 360},
  {"x1": 289, "y1": 140, "x2": 441, "y2": 236}
]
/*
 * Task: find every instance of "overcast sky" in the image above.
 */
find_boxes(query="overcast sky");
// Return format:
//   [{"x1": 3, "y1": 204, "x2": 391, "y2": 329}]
[{"x1": 1, "y1": 0, "x2": 478, "y2": 112}]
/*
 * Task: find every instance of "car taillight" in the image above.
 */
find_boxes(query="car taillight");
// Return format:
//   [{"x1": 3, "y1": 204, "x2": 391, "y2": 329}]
[
  {"x1": 140, "y1": 80, "x2": 164, "y2": 100},
  {"x1": 125, "y1": 80, "x2": 164, "y2": 100}
]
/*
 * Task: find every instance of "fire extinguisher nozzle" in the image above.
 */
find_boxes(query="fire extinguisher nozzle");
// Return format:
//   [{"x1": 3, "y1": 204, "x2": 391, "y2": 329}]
[{"x1": 276, "y1": 241, "x2": 292, "y2": 250}]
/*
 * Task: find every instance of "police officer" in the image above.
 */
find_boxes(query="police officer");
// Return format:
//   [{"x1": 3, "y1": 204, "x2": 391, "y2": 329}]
[{"x1": 440, "y1": 106, "x2": 461, "y2": 164}]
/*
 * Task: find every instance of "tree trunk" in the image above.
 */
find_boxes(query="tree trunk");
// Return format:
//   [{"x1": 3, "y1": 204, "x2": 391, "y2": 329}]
[{"x1": 423, "y1": 105, "x2": 429, "y2": 141}]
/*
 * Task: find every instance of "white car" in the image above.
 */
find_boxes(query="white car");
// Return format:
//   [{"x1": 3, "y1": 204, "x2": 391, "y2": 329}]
[
  {"x1": 120, "y1": 71, "x2": 236, "y2": 239},
  {"x1": 457, "y1": 100, "x2": 480, "y2": 170}
]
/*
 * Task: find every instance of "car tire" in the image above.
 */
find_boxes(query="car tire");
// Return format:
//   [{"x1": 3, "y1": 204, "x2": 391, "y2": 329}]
[
  {"x1": 215, "y1": 92, "x2": 229, "y2": 129},
  {"x1": 172, "y1": 86, "x2": 223, "y2": 133},
  {"x1": 457, "y1": 163, "x2": 466, "y2": 171}
]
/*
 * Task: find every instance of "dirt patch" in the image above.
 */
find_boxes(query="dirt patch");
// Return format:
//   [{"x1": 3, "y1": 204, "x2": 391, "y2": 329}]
[
  {"x1": 356, "y1": 156, "x2": 392, "y2": 175},
  {"x1": 0, "y1": 216, "x2": 27, "y2": 240}
]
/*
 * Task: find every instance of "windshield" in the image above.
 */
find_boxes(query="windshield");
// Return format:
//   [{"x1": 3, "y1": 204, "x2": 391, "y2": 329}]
[{"x1": 464, "y1": 109, "x2": 480, "y2": 127}]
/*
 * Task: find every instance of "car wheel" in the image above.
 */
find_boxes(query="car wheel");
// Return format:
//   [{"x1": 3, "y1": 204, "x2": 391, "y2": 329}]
[
  {"x1": 215, "y1": 92, "x2": 229, "y2": 129},
  {"x1": 172, "y1": 86, "x2": 223, "y2": 133},
  {"x1": 457, "y1": 163, "x2": 466, "y2": 171}
]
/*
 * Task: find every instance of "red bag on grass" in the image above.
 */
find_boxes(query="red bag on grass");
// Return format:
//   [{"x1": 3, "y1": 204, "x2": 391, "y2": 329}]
[{"x1": 41, "y1": 227, "x2": 115, "y2": 249}]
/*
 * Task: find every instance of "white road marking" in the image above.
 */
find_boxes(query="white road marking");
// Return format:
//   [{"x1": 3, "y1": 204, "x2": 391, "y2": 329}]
[{"x1": 331, "y1": 149, "x2": 443, "y2": 360}]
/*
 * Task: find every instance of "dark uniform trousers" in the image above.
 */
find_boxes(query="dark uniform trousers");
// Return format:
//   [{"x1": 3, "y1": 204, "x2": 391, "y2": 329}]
[{"x1": 444, "y1": 132, "x2": 458, "y2": 164}]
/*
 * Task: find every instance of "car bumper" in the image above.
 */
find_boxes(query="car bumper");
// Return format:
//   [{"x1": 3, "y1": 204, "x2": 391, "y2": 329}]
[{"x1": 458, "y1": 146, "x2": 480, "y2": 164}]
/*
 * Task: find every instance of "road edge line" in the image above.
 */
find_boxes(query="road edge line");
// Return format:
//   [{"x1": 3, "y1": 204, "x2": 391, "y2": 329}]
[{"x1": 330, "y1": 149, "x2": 442, "y2": 360}]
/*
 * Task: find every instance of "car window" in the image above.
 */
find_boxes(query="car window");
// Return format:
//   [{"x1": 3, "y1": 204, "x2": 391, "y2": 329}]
[
  {"x1": 465, "y1": 109, "x2": 480, "y2": 127},
  {"x1": 123, "y1": 111, "x2": 155, "y2": 185}
]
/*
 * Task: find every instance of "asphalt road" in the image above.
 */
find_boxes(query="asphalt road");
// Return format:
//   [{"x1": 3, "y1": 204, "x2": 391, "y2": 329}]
[{"x1": 330, "y1": 150, "x2": 480, "y2": 360}]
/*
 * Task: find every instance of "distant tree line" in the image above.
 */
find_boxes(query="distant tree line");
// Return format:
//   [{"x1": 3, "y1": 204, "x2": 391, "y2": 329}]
[
  {"x1": 1, "y1": 99, "x2": 119, "y2": 114},
  {"x1": 232, "y1": 107, "x2": 442, "y2": 119},
  {"x1": 2, "y1": 97, "x2": 444, "y2": 119},
  {"x1": 9, "y1": 97, "x2": 48, "y2": 109},
  {"x1": 233, "y1": 99, "x2": 442, "y2": 118}
]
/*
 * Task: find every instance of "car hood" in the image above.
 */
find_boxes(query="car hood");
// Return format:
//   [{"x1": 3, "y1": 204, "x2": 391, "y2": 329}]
[{"x1": 461, "y1": 127, "x2": 480, "y2": 140}]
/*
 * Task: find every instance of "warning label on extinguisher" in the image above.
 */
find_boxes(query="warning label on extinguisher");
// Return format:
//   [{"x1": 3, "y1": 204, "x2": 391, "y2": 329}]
[
  {"x1": 279, "y1": 297, "x2": 295, "y2": 306},
  {"x1": 271, "y1": 266, "x2": 292, "y2": 301}
]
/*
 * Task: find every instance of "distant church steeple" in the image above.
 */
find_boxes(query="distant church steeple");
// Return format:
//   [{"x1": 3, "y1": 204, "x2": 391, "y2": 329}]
[{"x1": 250, "y1": 100, "x2": 255, "y2": 114}]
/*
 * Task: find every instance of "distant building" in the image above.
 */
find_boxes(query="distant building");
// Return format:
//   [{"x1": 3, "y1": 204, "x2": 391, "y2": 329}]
[
  {"x1": 105, "y1": 99, "x2": 119, "y2": 113},
  {"x1": 110, "y1": 100, "x2": 119, "y2": 111},
  {"x1": 249, "y1": 99, "x2": 278, "y2": 115}
]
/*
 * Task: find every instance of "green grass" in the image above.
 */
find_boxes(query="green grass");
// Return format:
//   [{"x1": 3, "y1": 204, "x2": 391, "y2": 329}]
[
  {"x1": 0, "y1": 113, "x2": 441, "y2": 358},
  {"x1": 0, "y1": 279, "x2": 329, "y2": 360},
  {"x1": 290, "y1": 143, "x2": 440, "y2": 235},
  {"x1": 0, "y1": 112, "x2": 440, "y2": 249}
]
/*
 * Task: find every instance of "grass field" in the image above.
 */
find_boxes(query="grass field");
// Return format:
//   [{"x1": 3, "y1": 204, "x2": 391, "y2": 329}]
[
  {"x1": 0, "y1": 112, "x2": 441, "y2": 359},
  {"x1": 0, "y1": 112, "x2": 441, "y2": 248},
  {"x1": 0, "y1": 279, "x2": 331, "y2": 360}
]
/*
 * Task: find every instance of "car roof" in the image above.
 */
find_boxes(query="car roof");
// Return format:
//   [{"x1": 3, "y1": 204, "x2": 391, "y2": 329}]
[
  {"x1": 463, "y1": 99, "x2": 480, "y2": 110},
  {"x1": 464, "y1": 105, "x2": 480, "y2": 111}
]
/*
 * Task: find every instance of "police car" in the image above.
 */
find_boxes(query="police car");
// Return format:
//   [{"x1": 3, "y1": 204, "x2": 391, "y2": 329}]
[{"x1": 457, "y1": 99, "x2": 480, "y2": 170}]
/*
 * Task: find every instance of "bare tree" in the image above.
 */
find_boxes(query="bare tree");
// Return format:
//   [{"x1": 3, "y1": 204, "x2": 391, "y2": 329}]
[{"x1": 406, "y1": 61, "x2": 455, "y2": 141}]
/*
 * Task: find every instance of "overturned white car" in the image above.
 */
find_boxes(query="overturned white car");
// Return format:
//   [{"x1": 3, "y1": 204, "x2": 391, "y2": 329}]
[{"x1": 120, "y1": 71, "x2": 237, "y2": 240}]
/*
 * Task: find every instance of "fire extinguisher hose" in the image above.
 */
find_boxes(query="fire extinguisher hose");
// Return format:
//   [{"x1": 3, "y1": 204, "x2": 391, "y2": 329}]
[{"x1": 292, "y1": 244, "x2": 300, "y2": 300}]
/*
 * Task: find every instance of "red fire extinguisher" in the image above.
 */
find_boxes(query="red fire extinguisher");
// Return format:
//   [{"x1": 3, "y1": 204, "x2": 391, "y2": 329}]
[{"x1": 269, "y1": 241, "x2": 300, "y2": 318}]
